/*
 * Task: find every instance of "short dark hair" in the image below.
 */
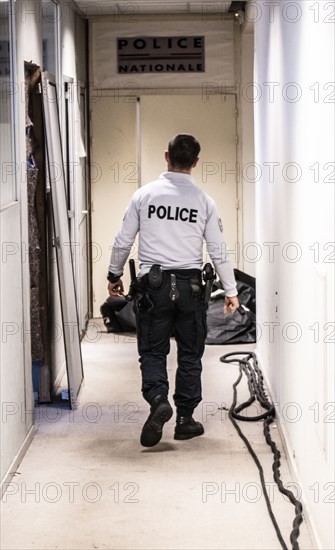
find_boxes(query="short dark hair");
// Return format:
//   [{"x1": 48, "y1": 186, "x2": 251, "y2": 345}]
[{"x1": 168, "y1": 134, "x2": 201, "y2": 169}]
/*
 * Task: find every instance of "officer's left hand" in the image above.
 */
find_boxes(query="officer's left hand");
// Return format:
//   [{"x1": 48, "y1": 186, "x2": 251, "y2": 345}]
[
  {"x1": 224, "y1": 295, "x2": 239, "y2": 313},
  {"x1": 108, "y1": 279, "x2": 124, "y2": 296}
]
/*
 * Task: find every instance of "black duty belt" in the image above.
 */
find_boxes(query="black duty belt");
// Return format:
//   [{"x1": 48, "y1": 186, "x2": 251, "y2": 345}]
[{"x1": 164, "y1": 268, "x2": 202, "y2": 280}]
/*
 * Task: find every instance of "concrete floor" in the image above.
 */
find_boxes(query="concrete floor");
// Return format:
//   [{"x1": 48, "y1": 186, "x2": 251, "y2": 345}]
[{"x1": 1, "y1": 320, "x2": 315, "y2": 550}]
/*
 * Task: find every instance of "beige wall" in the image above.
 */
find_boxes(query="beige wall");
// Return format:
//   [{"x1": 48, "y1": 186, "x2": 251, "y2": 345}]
[{"x1": 91, "y1": 99, "x2": 137, "y2": 313}]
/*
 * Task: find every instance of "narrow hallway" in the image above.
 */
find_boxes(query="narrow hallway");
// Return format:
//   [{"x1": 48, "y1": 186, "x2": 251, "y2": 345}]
[
  {"x1": 1, "y1": 321, "x2": 314, "y2": 550},
  {"x1": 0, "y1": 2, "x2": 334, "y2": 549}
]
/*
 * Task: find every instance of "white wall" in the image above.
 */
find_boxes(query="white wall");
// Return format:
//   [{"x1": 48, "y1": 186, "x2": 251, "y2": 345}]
[
  {"x1": 1, "y1": 0, "x2": 87, "y2": 486},
  {"x1": 254, "y1": 1, "x2": 334, "y2": 548},
  {"x1": 0, "y1": 204, "x2": 35, "y2": 483},
  {"x1": 0, "y1": 0, "x2": 43, "y2": 487},
  {"x1": 240, "y1": 15, "x2": 255, "y2": 276}
]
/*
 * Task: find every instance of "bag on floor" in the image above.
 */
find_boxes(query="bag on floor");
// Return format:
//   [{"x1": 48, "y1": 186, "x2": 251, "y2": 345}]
[
  {"x1": 100, "y1": 296, "x2": 136, "y2": 333},
  {"x1": 205, "y1": 269, "x2": 256, "y2": 345},
  {"x1": 205, "y1": 302, "x2": 256, "y2": 345}
]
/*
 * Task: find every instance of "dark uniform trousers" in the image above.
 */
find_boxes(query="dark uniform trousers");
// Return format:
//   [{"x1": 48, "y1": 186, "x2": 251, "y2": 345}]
[{"x1": 135, "y1": 270, "x2": 207, "y2": 417}]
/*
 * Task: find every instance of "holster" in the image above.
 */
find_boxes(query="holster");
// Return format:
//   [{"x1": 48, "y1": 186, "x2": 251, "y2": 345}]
[
  {"x1": 190, "y1": 275, "x2": 203, "y2": 298},
  {"x1": 134, "y1": 276, "x2": 154, "y2": 314},
  {"x1": 147, "y1": 264, "x2": 165, "y2": 289}
]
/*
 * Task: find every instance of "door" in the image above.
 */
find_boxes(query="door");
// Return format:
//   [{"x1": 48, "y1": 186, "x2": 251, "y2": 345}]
[
  {"x1": 41, "y1": 72, "x2": 84, "y2": 409},
  {"x1": 77, "y1": 84, "x2": 90, "y2": 330},
  {"x1": 63, "y1": 78, "x2": 90, "y2": 333},
  {"x1": 91, "y1": 93, "x2": 239, "y2": 315},
  {"x1": 139, "y1": 94, "x2": 238, "y2": 254}
]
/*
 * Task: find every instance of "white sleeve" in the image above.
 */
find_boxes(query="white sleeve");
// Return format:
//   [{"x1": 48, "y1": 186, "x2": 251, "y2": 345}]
[
  {"x1": 204, "y1": 200, "x2": 238, "y2": 297},
  {"x1": 108, "y1": 194, "x2": 140, "y2": 276}
]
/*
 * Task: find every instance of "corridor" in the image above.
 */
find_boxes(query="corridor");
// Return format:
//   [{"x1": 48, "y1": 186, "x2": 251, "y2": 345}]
[
  {"x1": 0, "y1": 1, "x2": 334, "y2": 548},
  {"x1": 1, "y1": 321, "x2": 314, "y2": 549}
]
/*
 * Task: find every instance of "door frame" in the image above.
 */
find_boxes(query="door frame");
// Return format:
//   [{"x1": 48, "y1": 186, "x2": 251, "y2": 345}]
[{"x1": 136, "y1": 91, "x2": 242, "y2": 270}]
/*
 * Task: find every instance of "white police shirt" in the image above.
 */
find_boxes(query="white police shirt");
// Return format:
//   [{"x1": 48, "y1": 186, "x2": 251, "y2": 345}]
[{"x1": 109, "y1": 171, "x2": 237, "y2": 297}]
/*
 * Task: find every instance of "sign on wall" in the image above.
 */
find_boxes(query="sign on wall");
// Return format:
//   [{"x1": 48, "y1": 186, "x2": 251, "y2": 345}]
[
  {"x1": 91, "y1": 18, "x2": 235, "y2": 90},
  {"x1": 117, "y1": 36, "x2": 205, "y2": 74}
]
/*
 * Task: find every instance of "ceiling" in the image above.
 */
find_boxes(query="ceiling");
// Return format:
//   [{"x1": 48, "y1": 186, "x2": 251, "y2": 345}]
[{"x1": 73, "y1": 0, "x2": 247, "y2": 18}]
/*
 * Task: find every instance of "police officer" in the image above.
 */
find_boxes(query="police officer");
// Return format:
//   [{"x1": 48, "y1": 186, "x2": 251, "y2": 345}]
[{"x1": 107, "y1": 134, "x2": 239, "y2": 447}]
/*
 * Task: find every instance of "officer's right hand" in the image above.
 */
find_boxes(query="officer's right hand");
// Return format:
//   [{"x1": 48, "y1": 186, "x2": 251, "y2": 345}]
[{"x1": 108, "y1": 279, "x2": 124, "y2": 296}]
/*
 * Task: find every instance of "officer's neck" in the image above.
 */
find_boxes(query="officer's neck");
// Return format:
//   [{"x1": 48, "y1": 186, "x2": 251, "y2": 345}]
[{"x1": 168, "y1": 166, "x2": 192, "y2": 175}]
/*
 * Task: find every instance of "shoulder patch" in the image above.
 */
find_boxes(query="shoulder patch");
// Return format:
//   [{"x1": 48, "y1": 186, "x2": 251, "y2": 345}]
[{"x1": 218, "y1": 217, "x2": 223, "y2": 232}]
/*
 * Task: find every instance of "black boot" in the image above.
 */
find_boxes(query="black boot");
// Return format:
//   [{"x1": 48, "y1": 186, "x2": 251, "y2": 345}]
[
  {"x1": 174, "y1": 415, "x2": 204, "y2": 440},
  {"x1": 140, "y1": 395, "x2": 173, "y2": 447}
]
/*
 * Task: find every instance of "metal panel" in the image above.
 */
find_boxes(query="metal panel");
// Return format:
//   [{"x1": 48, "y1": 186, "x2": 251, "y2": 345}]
[{"x1": 41, "y1": 72, "x2": 84, "y2": 409}]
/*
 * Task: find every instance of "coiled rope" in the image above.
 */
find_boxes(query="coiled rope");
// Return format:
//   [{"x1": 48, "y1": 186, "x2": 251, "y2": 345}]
[{"x1": 220, "y1": 351, "x2": 303, "y2": 550}]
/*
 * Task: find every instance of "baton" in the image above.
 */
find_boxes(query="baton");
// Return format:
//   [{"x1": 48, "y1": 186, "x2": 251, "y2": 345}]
[
  {"x1": 203, "y1": 263, "x2": 216, "y2": 302},
  {"x1": 125, "y1": 259, "x2": 137, "y2": 302}
]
